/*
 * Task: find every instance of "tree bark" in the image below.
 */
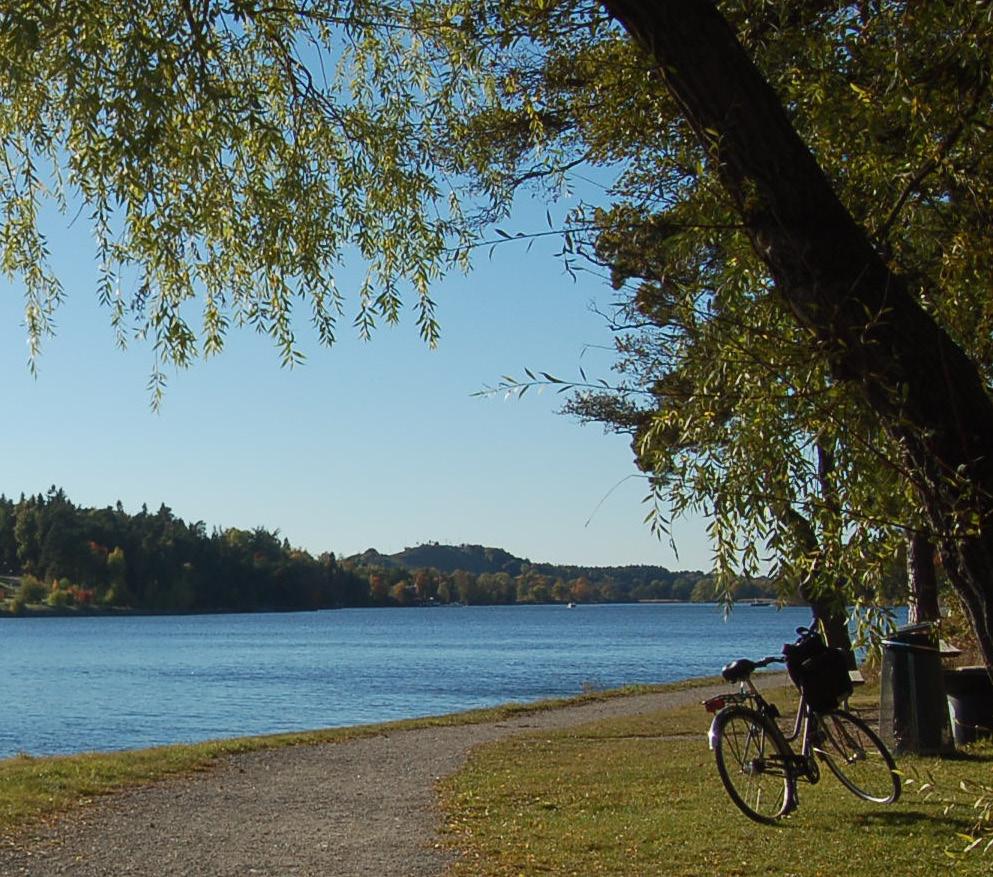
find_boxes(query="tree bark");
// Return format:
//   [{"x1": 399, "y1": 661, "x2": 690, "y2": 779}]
[
  {"x1": 907, "y1": 531, "x2": 941, "y2": 625},
  {"x1": 600, "y1": 0, "x2": 993, "y2": 672}
]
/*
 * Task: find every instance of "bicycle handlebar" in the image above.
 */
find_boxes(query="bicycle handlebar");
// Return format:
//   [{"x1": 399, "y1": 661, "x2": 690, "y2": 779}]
[
  {"x1": 755, "y1": 655, "x2": 786, "y2": 668},
  {"x1": 720, "y1": 654, "x2": 785, "y2": 684}
]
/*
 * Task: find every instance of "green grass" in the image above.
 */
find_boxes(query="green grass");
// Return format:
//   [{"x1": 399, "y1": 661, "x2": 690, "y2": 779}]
[
  {"x1": 441, "y1": 686, "x2": 993, "y2": 876},
  {"x1": 0, "y1": 681, "x2": 691, "y2": 837}
]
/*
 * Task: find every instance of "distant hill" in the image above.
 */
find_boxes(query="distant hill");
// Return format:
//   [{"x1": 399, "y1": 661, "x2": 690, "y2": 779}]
[
  {"x1": 346, "y1": 542, "x2": 704, "y2": 582},
  {"x1": 349, "y1": 543, "x2": 528, "y2": 575},
  {"x1": 343, "y1": 543, "x2": 780, "y2": 604}
]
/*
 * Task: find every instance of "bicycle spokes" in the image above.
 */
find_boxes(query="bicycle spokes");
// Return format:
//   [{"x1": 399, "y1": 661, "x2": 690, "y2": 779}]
[
  {"x1": 814, "y1": 711, "x2": 901, "y2": 804},
  {"x1": 714, "y1": 707, "x2": 794, "y2": 822}
]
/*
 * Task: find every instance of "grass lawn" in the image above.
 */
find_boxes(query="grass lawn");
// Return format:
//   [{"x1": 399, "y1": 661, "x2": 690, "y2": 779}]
[{"x1": 441, "y1": 686, "x2": 993, "y2": 876}]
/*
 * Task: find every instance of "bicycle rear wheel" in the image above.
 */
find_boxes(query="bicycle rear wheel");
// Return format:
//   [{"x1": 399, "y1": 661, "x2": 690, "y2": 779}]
[
  {"x1": 814, "y1": 710, "x2": 900, "y2": 804},
  {"x1": 713, "y1": 705, "x2": 794, "y2": 823}
]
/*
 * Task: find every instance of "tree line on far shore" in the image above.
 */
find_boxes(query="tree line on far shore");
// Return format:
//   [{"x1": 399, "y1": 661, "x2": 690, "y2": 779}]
[{"x1": 0, "y1": 487, "x2": 797, "y2": 614}]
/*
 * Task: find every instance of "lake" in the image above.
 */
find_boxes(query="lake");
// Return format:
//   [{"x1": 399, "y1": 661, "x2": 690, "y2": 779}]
[{"x1": 2, "y1": 603, "x2": 845, "y2": 758}]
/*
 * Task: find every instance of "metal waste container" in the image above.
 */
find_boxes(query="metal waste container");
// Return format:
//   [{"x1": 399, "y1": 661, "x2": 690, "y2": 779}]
[
  {"x1": 879, "y1": 623, "x2": 954, "y2": 755},
  {"x1": 944, "y1": 666, "x2": 993, "y2": 746}
]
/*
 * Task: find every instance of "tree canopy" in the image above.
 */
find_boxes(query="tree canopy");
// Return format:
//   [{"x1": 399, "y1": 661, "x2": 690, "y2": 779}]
[
  {"x1": 470, "y1": 1, "x2": 993, "y2": 628},
  {"x1": 563, "y1": 2, "x2": 993, "y2": 608},
  {"x1": 3, "y1": 1, "x2": 993, "y2": 662},
  {"x1": 598, "y1": 0, "x2": 993, "y2": 667},
  {"x1": 1, "y1": 0, "x2": 567, "y2": 382}
]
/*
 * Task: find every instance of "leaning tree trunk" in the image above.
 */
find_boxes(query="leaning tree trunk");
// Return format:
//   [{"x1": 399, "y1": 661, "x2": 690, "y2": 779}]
[
  {"x1": 907, "y1": 531, "x2": 941, "y2": 626},
  {"x1": 774, "y1": 440, "x2": 856, "y2": 667},
  {"x1": 811, "y1": 442, "x2": 856, "y2": 667},
  {"x1": 601, "y1": 0, "x2": 993, "y2": 673},
  {"x1": 802, "y1": 576, "x2": 856, "y2": 668},
  {"x1": 779, "y1": 506, "x2": 856, "y2": 668}
]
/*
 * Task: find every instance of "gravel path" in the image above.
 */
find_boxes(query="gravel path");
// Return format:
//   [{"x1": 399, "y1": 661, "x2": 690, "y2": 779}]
[{"x1": 0, "y1": 680, "x2": 752, "y2": 876}]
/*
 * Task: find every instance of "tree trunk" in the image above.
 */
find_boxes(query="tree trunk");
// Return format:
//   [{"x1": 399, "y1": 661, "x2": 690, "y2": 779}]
[
  {"x1": 779, "y1": 505, "x2": 856, "y2": 668},
  {"x1": 773, "y1": 440, "x2": 855, "y2": 665},
  {"x1": 907, "y1": 531, "x2": 941, "y2": 625},
  {"x1": 601, "y1": 0, "x2": 993, "y2": 674}
]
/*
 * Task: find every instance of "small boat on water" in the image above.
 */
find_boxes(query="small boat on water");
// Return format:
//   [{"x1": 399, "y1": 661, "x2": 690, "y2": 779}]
[{"x1": 567, "y1": 601, "x2": 577, "y2": 609}]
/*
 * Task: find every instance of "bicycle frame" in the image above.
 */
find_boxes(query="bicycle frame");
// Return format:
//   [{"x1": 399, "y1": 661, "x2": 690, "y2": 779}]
[{"x1": 705, "y1": 671, "x2": 822, "y2": 786}]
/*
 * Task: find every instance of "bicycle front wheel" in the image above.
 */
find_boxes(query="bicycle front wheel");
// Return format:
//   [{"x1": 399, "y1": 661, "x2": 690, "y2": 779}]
[
  {"x1": 713, "y1": 706, "x2": 794, "y2": 823},
  {"x1": 814, "y1": 710, "x2": 900, "y2": 804}
]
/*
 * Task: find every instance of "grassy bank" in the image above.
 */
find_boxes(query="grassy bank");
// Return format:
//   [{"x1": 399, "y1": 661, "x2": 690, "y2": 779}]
[
  {"x1": 441, "y1": 685, "x2": 993, "y2": 876},
  {"x1": 0, "y1": 682, "x2": 682, "y2": 837}
]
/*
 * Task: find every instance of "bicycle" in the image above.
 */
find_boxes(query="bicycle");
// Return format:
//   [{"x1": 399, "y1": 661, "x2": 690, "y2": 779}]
[{"x1": 703, "y1": 627, "x2": 901, "y2": 823}]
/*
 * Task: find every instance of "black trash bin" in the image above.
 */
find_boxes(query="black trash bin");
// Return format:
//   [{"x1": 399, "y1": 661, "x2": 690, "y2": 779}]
[
  {"x1": 944, "y1": 666, "x2": 993, "y2": 746},
  {"x1": 879, "y1": 623, "x2": 954, "y2": 755}
]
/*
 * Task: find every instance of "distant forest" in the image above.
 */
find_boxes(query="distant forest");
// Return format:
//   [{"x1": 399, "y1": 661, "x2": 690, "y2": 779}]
[{"x1": 0, "y1": 487, "x2": 783, "y2": 614}]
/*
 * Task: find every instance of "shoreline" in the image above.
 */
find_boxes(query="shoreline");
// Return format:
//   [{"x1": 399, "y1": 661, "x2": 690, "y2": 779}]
[
  {"x1": 0, "y1": 604, "x2": 330, "y2": 620},
  {"x1": 0, "y1": 675, "x2": 729, "y2": 765},
  {"x1": 0, "y1": 598, "x2": 781, "y2": 620},
  {"x1": 0, "y1": 676, "x2": 743, "y2": 861}
]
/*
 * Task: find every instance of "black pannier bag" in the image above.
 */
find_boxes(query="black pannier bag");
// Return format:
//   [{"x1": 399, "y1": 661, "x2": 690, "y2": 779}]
[{"x1": 783, "y1": 627, "x2": 853, "y2": 714}]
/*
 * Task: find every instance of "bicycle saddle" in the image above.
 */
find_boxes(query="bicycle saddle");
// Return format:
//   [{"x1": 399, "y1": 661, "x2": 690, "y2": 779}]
[{"x1": 722, "y1": 658, "x2": 756, "y2": 682}]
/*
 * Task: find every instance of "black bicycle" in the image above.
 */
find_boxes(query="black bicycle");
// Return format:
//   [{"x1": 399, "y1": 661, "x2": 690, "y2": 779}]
[{"x1": 704, "y1": 627, "x2": 900, "y2": 823}]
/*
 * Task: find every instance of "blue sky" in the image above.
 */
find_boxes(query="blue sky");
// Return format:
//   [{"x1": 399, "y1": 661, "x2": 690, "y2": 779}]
[{"x1": 0, "y1": 194, "x2": 713, "y2": 571}]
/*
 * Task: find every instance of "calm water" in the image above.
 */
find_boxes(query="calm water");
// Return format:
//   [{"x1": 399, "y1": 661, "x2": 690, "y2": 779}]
[{"x1": 2, "y1": 603, "x2": 824, "y2": 758}]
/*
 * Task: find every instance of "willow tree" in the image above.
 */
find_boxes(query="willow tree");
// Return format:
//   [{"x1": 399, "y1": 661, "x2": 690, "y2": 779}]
[
  {"x1": 474, "y1": 2, "x2": 991, "y2": 642},
  {"x1": 565, "y1": 206, "x2": 908, "y2": 651},
  {"x1": 600, "y1": 1, "x2": 993, "y2": 669},
  {"x1": 3, "y1": 1, "x2": 993, "y2": 666}
]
